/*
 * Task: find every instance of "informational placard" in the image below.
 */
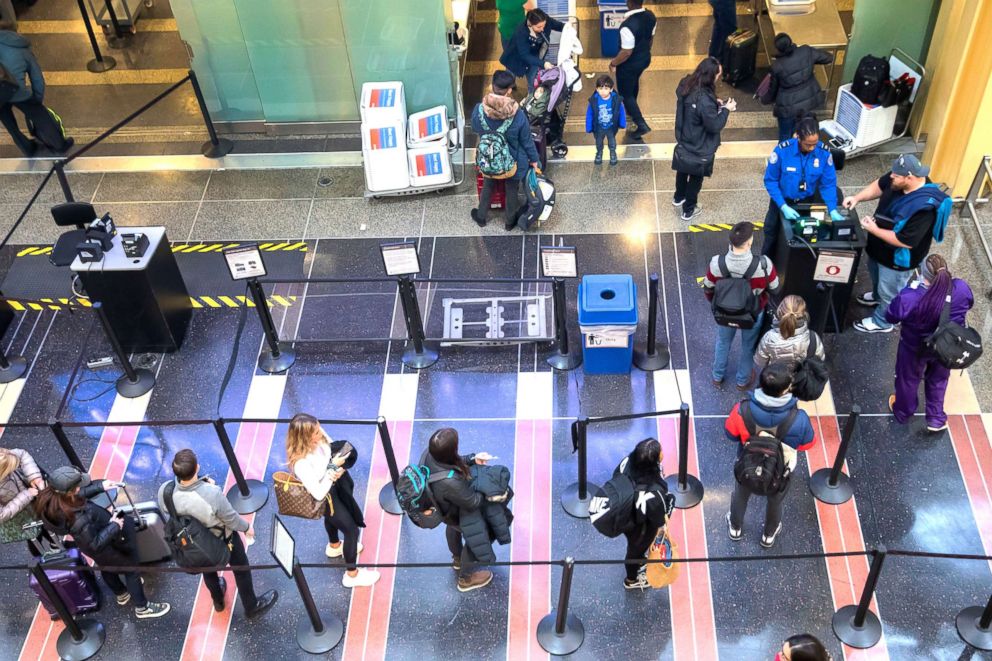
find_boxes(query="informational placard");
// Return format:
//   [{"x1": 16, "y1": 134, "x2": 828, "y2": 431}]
[
  {"x1": 540, "y1": 245, "x2": 577, "y2": 278},
  {"x1": 380, "y1": 241, "x2": 421, "y2": 276},
  {"x1": 222, "y1": 244, "x2": 267, "y2": 281},
  {"x1": 270, "y1": 514, "x2": 296, "y2": 579},
  {"x1": 585, "y1": 333, "x2": 629, "y2": 349},
  {"x1": 813, "y1": 249, "x2": 857, "y2": 284}
]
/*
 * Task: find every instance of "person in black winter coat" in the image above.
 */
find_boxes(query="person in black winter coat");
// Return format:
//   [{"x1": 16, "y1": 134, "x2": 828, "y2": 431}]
[
  {"x1": 424, "y1": 427, "x2": 498, "y2": 593},
  {"x1": 469, "y1": 463, "x2": 514, "y2": 545},
  {"x1": 673, "y1": 56, "x2": 736, "y2": 222},
  {"x1": 35, "y1": 466, "x2": 170, "y2": 619},
  {"x1": 768, "y1": 33, "x2": 833, "y2": 141}
]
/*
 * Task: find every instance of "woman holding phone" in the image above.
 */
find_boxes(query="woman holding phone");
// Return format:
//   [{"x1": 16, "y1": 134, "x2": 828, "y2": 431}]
[{"x1": 286, "y1": 413, "x2": 379, "y2": 588}]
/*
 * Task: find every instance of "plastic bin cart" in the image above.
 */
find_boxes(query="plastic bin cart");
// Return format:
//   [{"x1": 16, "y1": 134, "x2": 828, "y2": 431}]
[
  {"x1": 578, "y1": 274, "x2": 638, "y2": 374},
  {"x1": 598, "y1": 0, "x2": 628, "y2": 57}
]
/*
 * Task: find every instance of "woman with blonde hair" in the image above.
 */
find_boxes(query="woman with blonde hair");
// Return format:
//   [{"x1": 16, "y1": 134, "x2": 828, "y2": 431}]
[
  {"x1": 755, "y1": 295, "x2": 825, "y2": 370},
  {"x1": 286, "y1": 413, "x2": 379, "y2": 588},
  {"x1": 0, "y1": 447, "x2": 46, "y2": 549}
]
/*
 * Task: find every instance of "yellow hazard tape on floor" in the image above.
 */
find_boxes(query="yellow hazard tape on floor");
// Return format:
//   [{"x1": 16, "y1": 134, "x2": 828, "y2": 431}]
[
  {"x1": 17, "y1": 18, "x2": 178, "y2": 34},
  {"x1": 45, "y1": 68, "x2": 189, "y2": 87},
  {"x1": 3, "y1": 295, "x2": 296, "y2": 312},
  {"x1": 688, "y1": 221, "x2": 764, "y2": 233},
  {"x1": 13, "y1": 242, "x2": 307, "y2": 257}
]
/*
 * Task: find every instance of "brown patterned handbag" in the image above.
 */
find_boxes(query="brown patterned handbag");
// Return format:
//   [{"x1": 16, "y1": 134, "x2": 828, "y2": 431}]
[{"x1": 272, "y1": 471, "x2": 328, "y2": 519}]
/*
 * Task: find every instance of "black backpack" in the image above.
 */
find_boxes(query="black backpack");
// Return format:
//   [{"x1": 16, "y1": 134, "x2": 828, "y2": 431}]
[
  {"x1": 712, "y1": 254, "x2": 762, "y2": 329},
  {"x1": 395, "y1": 464, "x2": 451, "y2": 529},
  {"x1": 589, "y1": 468, "x2": 638, "y2": 538},
  {"x1": 852, "y1": 55, "x2": 890, "y2": 105},
  {"x1": 792, "y1": 333, "x2": 829, "y2": 401},
  {"x1": 162, "y1": 483, "x2": 231, "y2": 569},
  {"x1": 733, "y1": 401, "x2": 798, "y2": 495},
  {"x1": 924, "y1": 295, "x2": 983, "y2": 369},
  {"x1": 0, "y1": 63, "x2": 20, "y2": 104}
]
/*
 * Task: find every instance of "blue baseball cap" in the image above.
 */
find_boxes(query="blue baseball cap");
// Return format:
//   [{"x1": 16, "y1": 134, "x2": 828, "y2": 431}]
[{"x1": 892, "y1": 154, "x2": 930, "y2": 177}]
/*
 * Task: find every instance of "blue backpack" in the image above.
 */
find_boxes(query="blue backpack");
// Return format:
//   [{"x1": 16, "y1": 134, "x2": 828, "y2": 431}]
[{"x1": 395, "y1": 464, "x2": 452, "y2": 529}]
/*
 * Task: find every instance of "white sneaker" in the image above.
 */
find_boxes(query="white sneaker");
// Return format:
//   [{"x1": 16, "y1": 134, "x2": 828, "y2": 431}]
[
  {"x1": 623, "y1": 575, "x2": 650, "y2": 590},
  {"x1": 326, "y1": 542, "x2": 364, "y2": 558},
  {"x1": 342, "y1": 568, "x2": 380, "y2": 588},
  {"x1": 760, "y1": 523, "x2": 783, "y2": 549},
  {"x1": 853, "y1": 317, "x2": 894, "y2": 334},
  {"x1": 672, "y1": 197, "x2": 685, "y2": 207},
  {"x1": 856, "y1": 291, "x2": 878, "y2": 306}
]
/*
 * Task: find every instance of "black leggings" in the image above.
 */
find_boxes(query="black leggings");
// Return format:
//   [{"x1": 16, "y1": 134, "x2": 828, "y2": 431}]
[
  {"x1": 445, "y1": 524, "x2": 478, "y2": 579},
  {"x1": 623, "y1": 526, "x2": 656, "y2": 581},
  {"x1": 323, "y1": 500, "x2": 360, "y2": 571}
]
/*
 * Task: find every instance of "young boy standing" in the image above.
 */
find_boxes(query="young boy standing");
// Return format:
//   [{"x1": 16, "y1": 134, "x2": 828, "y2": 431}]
[{"x1": 585, "y1": 75, "x2": 626, "y2": 165}]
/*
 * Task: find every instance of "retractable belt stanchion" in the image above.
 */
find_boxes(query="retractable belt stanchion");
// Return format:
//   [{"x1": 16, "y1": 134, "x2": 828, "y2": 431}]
[
  {"x1": 665, "y1": 403, "x2": 703, "y2": 509},
  {"x1": 188, "y1": 69, "x2": 234, "y2": 159},
  {"x1": 75, "y1": 0, "x2": 115, "y2": 72},
  {"x1": 292, "y1": 558, "x2": 343, "y2": 654},
  {"x1": 49, "y1": 420, "x2": 85, "y2": 470},
  {"x1": 0, "y1": 334, "x2": 28, "y2": 383},
  {"x1": 633, "y1": 272, "x2": 670, "y2": 371},
  {"x1": 397, "y1": 275, "x2": 438, "y2": 369},
  {"x1": 810, "y1": 405, "x2": 860, "y2": 504},
  {"x1": 832, "y1": 545, "x2": 886, "y2": 649},
  {"x1": 536, "y1": 558, "x2": 584, "y2": 655},
  {"x1": 546, "y1": 278, "x2": 581, "y2": 371},
  {"x1": 247, "y1": 278, "x2": 296, "y2": 373},
  {"x1": 376, "y1": 416, "x2": 403, "y2": 515},
  {"x1": 957, "y1": 592, "x2": 992, "y2": 650},
  {"x1": 93, "y1": 302, "x2": 154, "y2": 398},
  {"x1": 214, "y1": 418, "x2": 269, "y2": 514},
  {"x1": 561, "y1": 417, "x2": 601, "y2": 518},
  {"x1": 29, "y1": 560, "x2": 105, "y2": 661},
  {"x1": 54, "y1": 162, "x2": 74, "y2": 203}
]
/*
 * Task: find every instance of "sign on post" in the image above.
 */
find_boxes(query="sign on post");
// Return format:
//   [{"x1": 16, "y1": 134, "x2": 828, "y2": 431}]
[
  {"x1": 540, "y1": 245, "x2": 578, "y2": 279},
  {"x1": 380, "y1": 241, "x2": 421, "y2": 276},
  {"x1": 813, "y1": 249, "x2": 857, "y2": 285},
  {"x1": 270, "y1": 514, "x2": 296, "y2": 579},
  {"x1": 223, "y1": 243, "x2": 267, "y2": 281}
]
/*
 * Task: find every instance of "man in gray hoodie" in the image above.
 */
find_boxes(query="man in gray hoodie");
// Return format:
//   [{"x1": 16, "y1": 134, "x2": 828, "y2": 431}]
[{"x1": 158, "y1": 449, "x2": 278, "y2": 617}]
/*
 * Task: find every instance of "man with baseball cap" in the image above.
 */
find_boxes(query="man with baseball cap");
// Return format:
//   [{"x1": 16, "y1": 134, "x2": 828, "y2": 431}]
[{"x1": 842, "y1": 154, "x2": 951, "y2": 333}]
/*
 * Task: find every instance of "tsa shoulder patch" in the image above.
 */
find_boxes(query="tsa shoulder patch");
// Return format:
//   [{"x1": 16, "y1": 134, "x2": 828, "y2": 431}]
[{"x1": 768, "y1": 151, "x2": 778, "y2": 165}]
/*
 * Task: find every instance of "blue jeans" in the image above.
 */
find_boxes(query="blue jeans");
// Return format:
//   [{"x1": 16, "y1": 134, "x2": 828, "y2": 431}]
[
  {"x1": 868, "y1": 257, "x2": 913, "y2": 328},
  {"x1": 713, "y1": 310, "x2": 764, "y2": 385},
  {"x1": 593, "y1": 128, "x2": 617, "y2": 156}
]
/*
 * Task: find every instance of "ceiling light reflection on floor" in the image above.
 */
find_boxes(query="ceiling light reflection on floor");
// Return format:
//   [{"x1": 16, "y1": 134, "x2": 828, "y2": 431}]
[{"x1": 625, "y1": 225, "x2": 651, "y2": 244}]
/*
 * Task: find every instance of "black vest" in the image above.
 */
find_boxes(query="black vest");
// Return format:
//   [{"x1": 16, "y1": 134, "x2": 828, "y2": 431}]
[{"x1": 619, "y1": 9, "x2": 656, "y2": 71}]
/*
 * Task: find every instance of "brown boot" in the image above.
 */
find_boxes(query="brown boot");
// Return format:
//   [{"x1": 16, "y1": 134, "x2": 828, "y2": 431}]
[{"x1": 456, "y1": 570, "x2": 493, "y2": 593}]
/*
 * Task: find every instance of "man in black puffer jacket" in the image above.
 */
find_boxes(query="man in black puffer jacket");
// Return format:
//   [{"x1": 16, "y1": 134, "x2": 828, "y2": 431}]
[{"x1": 768, "y1": 33, "x2": 833, "y2": 141}]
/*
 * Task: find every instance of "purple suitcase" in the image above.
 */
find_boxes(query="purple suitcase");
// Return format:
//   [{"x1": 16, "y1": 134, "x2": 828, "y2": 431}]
[{"x1": 29, "y1": 548, "x2": 101, "y2": 620}]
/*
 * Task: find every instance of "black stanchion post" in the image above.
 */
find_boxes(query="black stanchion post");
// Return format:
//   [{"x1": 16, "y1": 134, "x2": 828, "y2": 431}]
[
  {"x1": 247, "y1": 278, "x2": 296, "y2": 373},
  {"x1": 29, "y1": 560, "x2": 105, "y2": 660},
  {"x1": 561, "y1": 418, "x2": 601, "y2": 518},
  {"x1": 214, "y1": 418, "x2": 268, "y2": 514},
  {"x1": 0, "y1": 337, "x2": 28, "y2": 383},
  {"x1": 93, "y1": 302, "x2": 154, "y2": 398},
  {"x1": 397, "y1": 276, "x2": 438, "y2": 369},
  {"x1": 665, "y1": 403, "x2": 703, "y2": 508},
  {"x1": 633, "y1": 272, "x2": 670, "y2": 371},
  {"x1": 49, "y1": 421, "x2": 85, "y2": 470},
  {"x1": 833, "y1": 546, "x2": 886, "y2": 649},
  {"x1": 957, "y1": 593, "x2": 992, "y2": 650},
  {"x1": 188, "y1": 69, "x2": 234, "y2": 158},
  {"x1": 376, "y1": 416, "x2": 403, "y2": 516},
  {"x1": 546, "y1": 278, "x2": 582, "y2": 371},
  {"x1": 810, "y1": 405, "x2": 860, "y2": 505},
  {"x1": 75, "y1": 0, "x2": 115, "y2": 72},
  {"x1": 54, "y1": 163, "x2": 74, "y2": 202},
  {"x1": 292, "y1": 559, "x2": 343, "y2": 654},
  {"x1": 100, "y1": 0, "x2": 130, "y2": 49},
  {"x1": 536, "y1": 558, "x2": 584, "y2": 655}
]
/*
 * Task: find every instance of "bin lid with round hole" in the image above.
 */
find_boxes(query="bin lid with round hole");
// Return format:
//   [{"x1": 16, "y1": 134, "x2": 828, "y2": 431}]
[{"x1": 578, "y1": 274, "x2": 638, "y2": 325}]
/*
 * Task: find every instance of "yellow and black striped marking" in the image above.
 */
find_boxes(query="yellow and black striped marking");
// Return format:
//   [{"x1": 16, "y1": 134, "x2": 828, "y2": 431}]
[
  {"x1": 3, "y1": 295, "x2": 297, "y2": 312},
  {"x1": 14, "y1": 242, "x2": 308, "y2": 258},
  {"x1": 688, "y1": 221, "x2": 764, "y2": 234}
]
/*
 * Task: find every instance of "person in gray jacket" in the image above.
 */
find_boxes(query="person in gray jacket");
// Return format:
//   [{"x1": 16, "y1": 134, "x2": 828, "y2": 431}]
[
  {"x1": 755, "y1": 295, "x2": 825, "y2": 370},
  {"x1": 158, "y1": 449, "x2": 277, "y2": 617},
  {"x1": 0, "y1": 30, "x2": 72, "y2": 155},
  {"x1": 0, "y1": 446, "x2": 44, "y2": 523}
]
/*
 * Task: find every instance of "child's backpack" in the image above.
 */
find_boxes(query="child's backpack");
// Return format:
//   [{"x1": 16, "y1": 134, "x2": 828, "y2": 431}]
[
  {"x1": 589, "y1": 469, "x2": 637, "y2": 538},
  {"x1": 475, "y1": 105, "x2": 517, "y2": 179},
  {"x1": 852, "y1": 54, "x2": 890, "y2": 105},
  {"x1": 395, "y1": 464, "x2": 451, "y2": 529},
  {"x1": 517, "y1": 167, "x2": 556, "y2": 231},
  {"x1": 733, "y1": 401, "x2": 797, "y2": 495},
  {"x1": 791, "y1": 333, "x2": 829, "y2": 401},
  {"x1": 711, "y1": 255, "x2": 763, "y2": 329}
]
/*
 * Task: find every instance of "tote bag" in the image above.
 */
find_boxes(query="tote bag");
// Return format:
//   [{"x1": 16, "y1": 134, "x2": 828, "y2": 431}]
[
  {"x1": 273, "y1": 471, "x2": 331, "y2": 519},
  {"x1": 645, "y1": 516, "x2": 680, "y2": 588}
]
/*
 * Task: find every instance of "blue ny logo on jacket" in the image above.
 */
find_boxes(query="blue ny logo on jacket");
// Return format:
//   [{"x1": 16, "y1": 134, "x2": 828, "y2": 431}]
[{"x1": 888, "y1": 183, "x2": 952, "y2": 268}]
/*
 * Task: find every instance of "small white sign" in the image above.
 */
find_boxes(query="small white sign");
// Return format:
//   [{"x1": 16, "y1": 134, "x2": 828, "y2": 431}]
[
  {"x1": 270, "y1": 514, "x2": 296, "y2": 579},
  {"x1": 813, "y1": 249, "x2": 857, "y2": 284},
  {"x1": 540, "y1": 246, "x2": 578, "y2": 278},
  {"x1": 585, "y1": 333, "x2": 629, "y2": 349},
  {"x1": 380, "y1": 241, "x2": 421, "y2": 276},
  {"x1": 222, "y1": 244, "x2": 267, "y2": 281},
  {"x1": 603, "y1": 13, "x2": 625, "y2": 29}
]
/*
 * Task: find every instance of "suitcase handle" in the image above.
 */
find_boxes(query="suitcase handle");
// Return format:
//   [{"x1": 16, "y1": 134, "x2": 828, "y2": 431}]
[{"x1": 109, "y1": 483, "x2": 149, "y2": 532}]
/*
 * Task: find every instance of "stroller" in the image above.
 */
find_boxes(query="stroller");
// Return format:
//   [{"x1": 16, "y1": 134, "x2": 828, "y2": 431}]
[{"x1": 523, "y1": 19, "x2": 583, "y2": 162}]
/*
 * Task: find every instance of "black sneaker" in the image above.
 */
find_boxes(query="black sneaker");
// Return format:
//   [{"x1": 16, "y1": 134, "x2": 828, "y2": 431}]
[
  {"x1": 681, "y1": 204, "x2": 703, "y2": 222},
  {"x1": 135, "y1": 601, "x2": 171, "y2": 619},
  {"x1": 623, "y1": 575, "x2": 650, "y2": 590},
  {"x1": 470, "y1": 208, "x2": 486, "y2": 227},
  {"x1": 212, "y1": 577, "x2": 227, "y2": 612},
  {"x1": 594, "y1": 152, "x2": 603, "y2": 165},
  {"x1": 245, "y1": 590, "x2": 278, "y2": 619},
  {"x1": 856, "y1": 291, "x2": 878, "y2": 306}
]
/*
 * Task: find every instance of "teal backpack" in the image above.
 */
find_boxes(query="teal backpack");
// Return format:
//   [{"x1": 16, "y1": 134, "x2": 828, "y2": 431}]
[{"x1": 475, "y1": 105, "x2": 517, "y2": 179}]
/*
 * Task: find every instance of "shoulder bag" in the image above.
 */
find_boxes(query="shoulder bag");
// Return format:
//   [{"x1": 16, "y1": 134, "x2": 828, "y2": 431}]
[
  {"x1": 273, "y1": 471, "x2": 331, "y2": 519},
  {"x1": 645, "y1": 514, "x2": 680, "y2": 588},
  {"x1": 672, "y1": 95, "x2": 712, "y2": 178}
]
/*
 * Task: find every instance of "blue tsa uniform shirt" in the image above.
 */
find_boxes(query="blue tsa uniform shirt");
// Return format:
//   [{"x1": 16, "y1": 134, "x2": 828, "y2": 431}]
[{"x1": 763, "y1": 139, "x2": 839, "y2": 210}]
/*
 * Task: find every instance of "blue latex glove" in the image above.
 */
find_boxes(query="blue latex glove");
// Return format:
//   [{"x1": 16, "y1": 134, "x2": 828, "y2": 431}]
[
  {"x1": 781, "y1": 204, "x2": 801, "y2": 221},
  {"x1": 830, "y1": 209, "x2": 845, "y2": 221}
]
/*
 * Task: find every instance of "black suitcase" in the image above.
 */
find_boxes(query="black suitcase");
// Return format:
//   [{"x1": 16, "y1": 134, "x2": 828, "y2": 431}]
[
  {"x1": 722, "y1": 29, "x2": 758, "y2": 86},
  {"x1": 531, "y1": 124, "x2": 548, "y2": 171}
]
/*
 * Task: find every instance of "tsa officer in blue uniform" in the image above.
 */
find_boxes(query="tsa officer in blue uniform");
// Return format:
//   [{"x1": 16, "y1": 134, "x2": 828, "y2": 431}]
[{"x1": 762, "y1": 115, "x2": 843, "y2": 258}]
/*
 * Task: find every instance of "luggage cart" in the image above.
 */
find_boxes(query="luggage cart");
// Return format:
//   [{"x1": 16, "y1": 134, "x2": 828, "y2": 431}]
[{"x1": 365, "y1": 116, "x2": 466, "y2": 200}]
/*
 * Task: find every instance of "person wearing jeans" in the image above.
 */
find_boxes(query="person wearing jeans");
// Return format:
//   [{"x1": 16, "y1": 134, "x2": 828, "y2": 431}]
[{"x1": 713, "y1": 312, "x2": 766, "y2": 386}]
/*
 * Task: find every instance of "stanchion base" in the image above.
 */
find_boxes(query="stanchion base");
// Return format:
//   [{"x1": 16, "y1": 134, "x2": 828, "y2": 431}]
[
  {"x1": 810, "y1": 469, "x2": 854, "y2": 505},
  {"x1": 561, "y1": 482, "x2": 602, "y2": 519},
  {"x1": 116, "y1": 368, "x2": 155, "y2": 398},
  {"x1": 666, "y1": 474, "x2": 704, "y2": 509},
  {"x1": 259, "y1": 345, "x2": 296, "y2": 373},
  {"x1": 536, "y1": 612, "x2": 584, "y2": 655},
  {"x1": 297, "y1": 614, "x2": 344, "y2": 654},
  {"x1": 832, "y1": 605, "x2": 882, "y2": 649},
  {"x1": 56, "y1": 619, "x2": 105, "y2": 661},
  {"x1": 402, "y1": 342, "x2": 439, "y2": 370},
  {"x1": 226, "y1": 479, "x2": 269, "y2": 514},
  {"x1": 202, "y1": 138, "x2": 234, "y2": 159},
  {"x1": 0, "y1": 355, "x2": 28, "y2": 383},
  {"x1": 378, "y1": 483, "x2": 403, "y2": 515},
  {"x1": 106, "y1": 35, "x2": 132, "y2": 50},
  {"x1": 86, "y1": 57, "x2": 116, "y2": 73},
  {"x1": 633, "y1": 346, "x2": 670, "y2": 371},
  {"x1": 546, "y1": 349, "x2": 582, "y2": 371},
  {"x1": 956, "y1": 606, "x2": 992, "y2": 650}
]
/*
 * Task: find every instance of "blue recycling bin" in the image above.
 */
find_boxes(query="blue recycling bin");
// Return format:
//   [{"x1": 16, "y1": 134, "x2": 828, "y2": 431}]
[
  {"x1": 578, "y1": 274, "x2": 638, "y2": 374},
  {"x1": 598, "y1": 0, "x2": 628, "y2": 57}
]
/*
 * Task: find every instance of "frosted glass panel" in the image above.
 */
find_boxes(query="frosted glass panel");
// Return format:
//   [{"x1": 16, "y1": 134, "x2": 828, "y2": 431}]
[{"x1": 231, "y1": 0, "x2": 359, "y2": 121}]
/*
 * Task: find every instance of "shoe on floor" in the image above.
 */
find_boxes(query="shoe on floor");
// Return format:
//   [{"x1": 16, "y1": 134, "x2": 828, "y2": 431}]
[
  {"x1": 213, "y1": 576, "x2": 227, "y2": 612},
  {"x1": 456, "y1": 570, "x2": 493, "y2": 592},
  {"x1": 856, "y1": 291, "x2": 879, "y2": 306},
  {"x1": 470, "y1": 208, "x2": 486, "y2": 228},
  {"x1": 887, "y1": 394, "x2": 896, "y2": 413},
  {"x1": 343, "y1": 568, "x2": 381, "y2": 588},
  {"x1": 609, "y1": 152, "x2": 618, "y2": 166},
  {"x1": 594, "y1": 152, "x2": 603, "y2": 165},
  {"x1": 727, "y1": 512, "x2": 742, "y2": 541},
  {"x1": 926, "y1": 422, "x2": 949, "y2": 433},
  {"x1": 854, "y1": 317, "x2": 894, "y2": 334},
  {"x1": 712, "y1": 377, "x2": 724, "y2": 387},
  {"x1": 623, "y1": 575, "x2": 651, "y2": 590},
  {"x1": 326, "y1": 541, "x2": 364, "y2": 558},
  {"x1": 760, "y1": 523, "x2": 783, "y2": 549},
  {"x1": 135, "y1": 601, "x2": 171, "y2": 619},
  {"x1": 672, "y1": 197, "x2": 685, "y2": 207},
  {"x1": 451, "y1": 555, "x2": 461, "y2": 572},
  {"x1": 736, "y1": 370, "x2": 755, "y2": 391},
  {"x1": 681, "y1": 204, "x2": 703, "y2": 222},
  {"x1": 116, "y1": 592, "x2": 131, "y2": 606},
  {"x1": 245, "y1": 590, "x2": 278, "y2": 619},
  {"x1": 632, "y1": 124, "x2": 652, "y2": 138}
]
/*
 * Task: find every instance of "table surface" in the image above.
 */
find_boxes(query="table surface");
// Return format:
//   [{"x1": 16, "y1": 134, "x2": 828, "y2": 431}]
[
  {"x1": 764, "y1": 0, "x2": 849, "y2": 49},
  {"x1": 70, "y1": 226, "x2": 166, "y2": 272}
]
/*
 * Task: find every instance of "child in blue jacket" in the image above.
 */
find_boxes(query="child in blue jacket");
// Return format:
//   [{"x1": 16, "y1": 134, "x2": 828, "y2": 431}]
[{"x1": 585, "y1": 75, "x2": 626, "y2": 165}]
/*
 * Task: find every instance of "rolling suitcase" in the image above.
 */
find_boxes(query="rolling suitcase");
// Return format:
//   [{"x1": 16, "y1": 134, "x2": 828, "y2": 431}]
[
  {"x1": 531, "y1": 124, "x2": 548, "y2": 171},
  {"x1": 29, "y1": 547, "x2": 101, "y2": 620},
  {"x1": 722, "y1": 29, "x2": 758, "y2": 86},
  {"x1": 477, "y1": 171, "x2": 506, "y2": 209},
  {"x1": 117, "y1": 486, "x2": 171, "y2": 563}
]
